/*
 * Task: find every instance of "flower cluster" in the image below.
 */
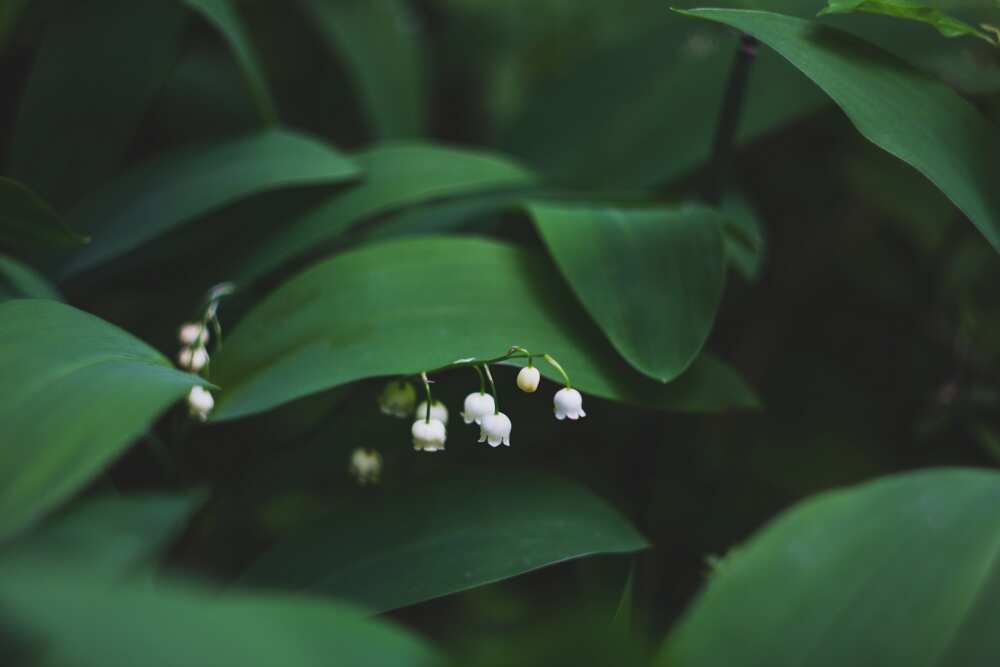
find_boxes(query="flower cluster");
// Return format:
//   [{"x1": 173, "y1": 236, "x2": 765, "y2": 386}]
[
  {"x1": 379, "y1": 347, "x2": 585, "y2": 454},
  {"x1": 178, "y1": 283, "x2": 234, "y2": 422}
]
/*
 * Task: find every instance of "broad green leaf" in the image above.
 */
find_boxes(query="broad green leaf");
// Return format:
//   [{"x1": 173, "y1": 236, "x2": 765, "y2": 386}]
[
  {"x1": 5, "y1": 493, "x2": 204, "y2": 573},
  {"x1": 0, "y1": 254, "x2": 61, "y2": 301},
  {"x1": 56, "y1": 129, "x2": 360, "y2": 278},
  {"x1": 5, "y1": 0, "x2": 185, "y2": 207},
  {"x1": 0, "y1": 560, "x2": 440, "y2": 667},
  {"x1": 184, "y1": 0, "x2": 278, "y2": 123},
  {"x1": 660, "y1": 467, "x2": 1000, "y2": 666},
  {"x1": 527, "y1": 202, "x2": 726, "y2": 382},
  {"x1": 212, "y1": 236, "x2": 758, "y2": 420},
  {"x1": 819, "y1": 0, "x2": 999, "y2": 45},
  {"x1": 679, "y1": 8, "x2": 1000, "y2": 256},
  {"x1": 243, "y1": 468, "x2": 648, "y2": 613},
  {"x1": 232, "y1": 143, "x2": 536, "y2": 283},
  {"x1": 0, "y1": 300, "x2": 210, "y2": 541},
  {"x1": 0, "y1": 177, "x2": 86, "y2": 248},
  {"x1": 297, "y1": 0, "x2": 427, "y2": 138}
]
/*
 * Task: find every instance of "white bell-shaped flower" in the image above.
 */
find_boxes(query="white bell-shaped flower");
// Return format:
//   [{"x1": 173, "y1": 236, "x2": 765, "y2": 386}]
[
  {"x1": 414, "y1": 400, "x2": 449, "y2": 425},
  {"x1": 349, "y1": 448, "x2": 382, "y2": 485},
  {"x1": 461, "y1": 392, "x2": 496, "y2": 424},
  {"x1": 378, "y1": 380, "x2": 417, "y2": 418},
  {"x1": 187, "y1": 385, "x2": 214, "y2": 421},
  {"x1": 177, "y1": 346, "x2": 209, "y2": 372},
  {"x1": 478, "y1": 412, "x2": 512, "y2": 447},
  {"x1": 178, "y1": 322, "x2": 209, "y2": 346},
  {"x1": 516, "y1": 366, "x2": 541, "y2": 393},
  {"x1": 412, "y1": 418, "x2": 447, "y2": 452},
  {"x1": 553, "y1": 388, "x2": 586, "y2": 420}
]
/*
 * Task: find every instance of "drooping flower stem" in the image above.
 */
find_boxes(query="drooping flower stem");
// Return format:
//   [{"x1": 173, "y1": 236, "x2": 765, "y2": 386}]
[
  {"x1": 481, "y1": 364, "x2": 500, "y2": 414},
  {"x1": 472, "y1": 364, "x2": 487, "y2": 395},
  {"x1": 420, "y1": 372, "x2": 433, "y2": 423},
  {"x1": 543, "y1": 354, "x2": 572, "y2": 389}
]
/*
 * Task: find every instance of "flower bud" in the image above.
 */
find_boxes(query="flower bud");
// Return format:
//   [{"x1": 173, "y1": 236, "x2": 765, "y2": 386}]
[
  {"x1": 177, "y1": 346, "x2": 209, "y2": 372},
  {"x1": 461, "y1": 392, "x2": 496, "y2": 425},
  {"x1": 187, "y1": 385, "x2": 214, "y2": 421},
  {"x1": 478, "y1": 412, "x2": 512, "y2": 447},
  {"x1": 178, "y1": 322, "x2": 209, "y2": 346},
  {"x1": 553, "y1": 388, "x2": 586, "y2": 420},
  {"x1": 516, "y1": 366, "x2": 541, "y2": 393},
  {"x1": 414, "y1": 400, "x2": 449, "y2": 425},
  {"x1": 378, "y1": 380, "x2": 417, "y2": 418},
  {"x1": 349, "y1": 448, "x2": 382, "y2": 485},
  {"x1": 411, "y1": 418, "x2": 447, "y2": 452}
]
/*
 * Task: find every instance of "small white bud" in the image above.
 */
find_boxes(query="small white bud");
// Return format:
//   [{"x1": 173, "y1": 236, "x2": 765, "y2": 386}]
[
  {"x1": 378, "y1": 381, "x2": 417, "y2": 418},
  {"x1": 553, "y1": 388, "x2": 586, "y2": 420},
  {"x1": 177, "y1": 345, "x2": 209, "y2": 372},
  {"x1": 411, "y1": 418, "x2": 447, "y2": 452},
  {"x1": 478, "y1": 412, "x2": 512, "y2": 447},
  {"x1": 516, "y1": 366, "x2": 541, "y2": 393},
  {"x1": 461, "y1": 392, "x2": 496, "y2": 425},
  {"x1": 414, "y1": 400, "x2": 448, "y2": 425},
  {"x1": 178, "y1": 322, "x2": 209, "y2": 346},
  {"x1": 349, "y1": 448, "x2": 382, "y2": 485},
  {"x1": 187, "y1": 385, "x2": 214, "y2": 421}
]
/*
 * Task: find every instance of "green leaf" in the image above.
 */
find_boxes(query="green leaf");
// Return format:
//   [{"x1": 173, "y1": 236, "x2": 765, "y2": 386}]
[
  {"x1": 819, "y1": 0, "x2": 999, "y2": 45},
  {"x1": 56, "y1": 129, "x2": 361, "y2": 279},
  {"x1": 232, "y1": 143, "x2": 536, "y2": 283},
  {"x1": 0, "y1": 177, "x2": 87, "y2": 249},
  {"x1": 243, "y1": 468, "x2": 648, "y2": 613},
  {"x1": 0, "y1": 254, "x2": 62, "y2": 301},
  {"x1": 659, "y1": 468, "x2": 1000, "y2": 666},
  {"x1": 6, "y1": 493, "x2": 204, "y2": 574},
  {"x1": 297, "y1": 0, "x2": 427, "y2": 138},
  {"x1": 527, "y1": 201, "x2": 726, "y2": 382},
  {"x1": 212, "y1": 235, "x2": 758, "y2": 421},
  {"x1": 0, "y1": 300, "x2": 210, "y2": 541},
  {"x1": 5, "y1": 0, "x2": 186, "y2": 207},
  {"x1": 0, "y1": 560, "x2": 440, "y2": 667},
  {"x1": 184, "y1": 0, "x2": 278, "y2": 123},
  {"x1": 678, "y1": 8, "x2": 1000, "y2": 256}
]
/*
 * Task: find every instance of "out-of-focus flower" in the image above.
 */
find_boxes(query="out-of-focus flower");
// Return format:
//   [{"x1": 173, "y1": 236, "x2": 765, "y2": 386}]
[
  {"x1": 379, "y1": 380, "x2": 417, "y2": 418},
  {"x1": 187, "y1": 385, "x2": 214, "y2": 421},
  {"x1": 349, "y1": 448, "x2": 383, "y2": 485}
]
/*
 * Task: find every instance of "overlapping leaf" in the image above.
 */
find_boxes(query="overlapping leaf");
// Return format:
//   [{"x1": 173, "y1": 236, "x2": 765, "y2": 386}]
[
  {"x1": 660, "y1": 468, "x2": 1000, "y2": 666},
  {"x1": 243, "y1": 468, "x2": 648, "y2": 613},
  {"x1": 212, "y1": 236, "x2": 757, "y2": 421},
  {"x1": 232, "y1": 143, "x2": 536, "y2": 282},
  {"x1": 679, "y1": 8, "x2": 1000, "y2": 255},
  {"x1": 57, "y1": 129, "x2": 360, "y2": 278},
  {"x1": 0, "y1": 560, "x2": 440, "y2": 667},
  {"x1": 0, "y1": 300, "x2": 209, "y2": 541},
  {"x1": 5, "y1": 0, "x2": 185, "y2": 207},
  {"x1": 527, "y1": 202, "x2": 726, "y2": 382}
]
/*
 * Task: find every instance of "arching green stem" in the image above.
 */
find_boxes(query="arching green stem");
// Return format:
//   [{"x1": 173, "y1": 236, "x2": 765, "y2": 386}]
[
  {"x1": 543, "y1": 354, "x2": 572, "y2": 388},
  {"x1": 482, "y1": 364, "x2": 499, "y2": 414},
  {"x1": 420, "y1": 372, "x2": 433, "y2": 422}
]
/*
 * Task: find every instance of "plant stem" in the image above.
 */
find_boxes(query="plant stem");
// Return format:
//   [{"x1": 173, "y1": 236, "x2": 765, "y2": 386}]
[
  {"x1": 472, "y1": 364, "x2": 486, "y2": 394},
  {"x1": 704, "y1": 33, "x2": 759, "y2": 205},
  {"x1": 420, "y1": 372, "x2": 433, "y2": 422},
  {"x1": 482, "y1": 364, "x2": 499, "y2": 414}
]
